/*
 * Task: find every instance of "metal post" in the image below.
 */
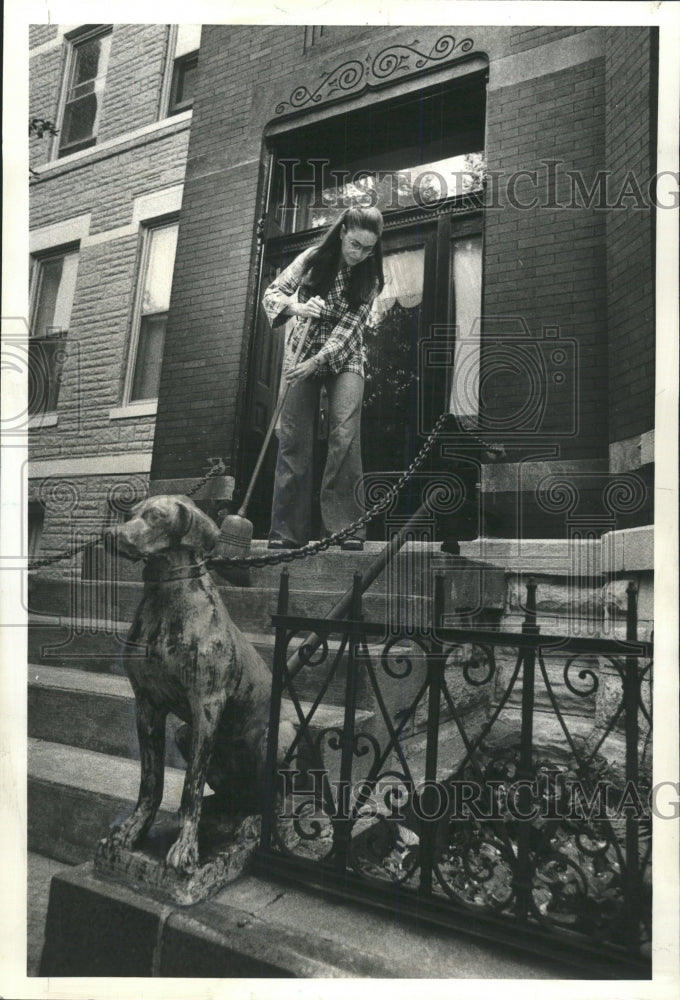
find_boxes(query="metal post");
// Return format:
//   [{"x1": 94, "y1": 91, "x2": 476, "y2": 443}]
[
  {"x1": 260, "y1": 569, "x2": 289, "y2": 850},
  {"x1": 514, "y1": 577, "x2": 538, "y2": 922},
  {"x1": 333, "y1": 573, "x2": 363, "y2": 871},
  {"x1": 419, "y1": 573, "x2": 445, "y2": 895},
  {"x1": 623, "y1": 580, "x2": 641, "y2": 953}
]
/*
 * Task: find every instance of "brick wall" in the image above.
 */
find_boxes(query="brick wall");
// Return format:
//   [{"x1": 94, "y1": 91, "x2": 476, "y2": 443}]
[
  {"x1": 98, "y1": 24, "x2": 170, "y2": 143},
  {"x1": 605, "y1": 27, "x2": 656, "y2": 443},
  {"x1": 29, "y1": 24, "x2": 173, "y2": 173},
  {"x1": 483, "y1": 58, "x2": 608, "y2": 461},
  {"x1": 28, "y1": 25, "x2": 191, "y2": 552},
  {"x1": 29, "y1": 24, "x2": 59, "y2": 48},
  {"x1": 508, "y1": 26, "x2": 592, "y2": 52}
]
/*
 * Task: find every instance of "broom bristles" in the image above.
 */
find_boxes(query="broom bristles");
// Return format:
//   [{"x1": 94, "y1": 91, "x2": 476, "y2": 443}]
[{"x1": 213, "y1": 513, "x2": 253, "y2": 560}]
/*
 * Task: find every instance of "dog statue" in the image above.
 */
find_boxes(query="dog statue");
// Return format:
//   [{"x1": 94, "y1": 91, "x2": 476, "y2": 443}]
[{"x1": 103, "y1": 494, "x2": 294, "y2": 872}]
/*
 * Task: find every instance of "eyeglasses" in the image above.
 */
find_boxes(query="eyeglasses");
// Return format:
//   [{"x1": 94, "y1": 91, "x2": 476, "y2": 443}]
[{"x1": 344, "y1": 235, "x2": 376, "y2": 258}]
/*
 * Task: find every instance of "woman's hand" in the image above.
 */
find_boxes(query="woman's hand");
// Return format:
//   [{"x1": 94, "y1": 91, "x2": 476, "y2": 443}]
[
  {"x1": 293, "y1": 296, "x2": 325, "y2": 320},
  {"x1": 285, "y1": 357, "x2": 320, "y2": 384}
]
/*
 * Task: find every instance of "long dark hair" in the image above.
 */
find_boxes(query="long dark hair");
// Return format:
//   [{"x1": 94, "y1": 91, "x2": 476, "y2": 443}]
[{"x1": 303, "y1": 206, "x2": 385, "y2": 309}]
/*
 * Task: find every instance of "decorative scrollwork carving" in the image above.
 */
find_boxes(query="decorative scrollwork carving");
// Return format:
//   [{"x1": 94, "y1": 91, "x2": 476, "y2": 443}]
[
  {"x1": 563, "y1": 654, "x2": 600, "y2": 697},
  {"x1": 350, "y1": 815, "x2": 421, "y2": 885},
  {"x1": 443, "y1": 641, "x2": 496, "y2": 687},
  {"x1": 380, "y1": 634, "x2": 428, "y2": 679},
  {"x1": 434, "y1": 828, "x2": 515, "y2": 910},
  {"x1": 275, "y1": 33, "x2": 476, "y2": 116},
  {"x1": 294, "y1": 635, "x2": 330, "y2": 667}
]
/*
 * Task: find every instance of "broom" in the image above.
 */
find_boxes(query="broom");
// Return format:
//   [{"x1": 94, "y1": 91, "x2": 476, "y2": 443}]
[{"x1": 213, "y1": 318, "x2": 313, "y2": 566}]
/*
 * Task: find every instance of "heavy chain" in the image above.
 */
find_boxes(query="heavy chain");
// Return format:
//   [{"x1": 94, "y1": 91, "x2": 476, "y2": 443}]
[
  {"x1": 209, "y1": 411, "x2": 501, "y2": 568},
  {"x1": 185, "y1": 458, "x2": 227, "y2": 498},
  {"x1": 27, "y1": 460, "x2": 227, "y2": 570},
  {"x1": 28, "y1": 537, "x2": 101, "y2": 571}
]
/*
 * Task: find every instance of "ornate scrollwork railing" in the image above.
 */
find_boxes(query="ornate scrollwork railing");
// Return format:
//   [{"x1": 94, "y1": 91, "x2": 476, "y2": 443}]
[{"x1": 255, "y1": 570, "x2": 653, "y2": 977}]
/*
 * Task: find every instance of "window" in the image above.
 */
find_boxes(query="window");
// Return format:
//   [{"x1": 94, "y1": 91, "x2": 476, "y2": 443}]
[
  {"x1": 29, "y1": 247, "x2": 79, "y2": 414},
  {"x1": 28, "y1": 503, "x2": 45, "y2": 561},
  {"x1": 58, "y1": 27, "x2": 112, "y2": 156},
  {"x1": 272, "y1": 76, "x2": 487, "y2": 235},
  {"x1": 166, "y1": 25, "x2": 201, "y2": 116},
  {"x1": 126, "y1": 221, "x2": 179, "y2": 402}
]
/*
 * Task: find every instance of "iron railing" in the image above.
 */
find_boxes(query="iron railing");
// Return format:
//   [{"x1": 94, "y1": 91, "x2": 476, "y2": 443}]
[{"x1": 254, "y1": 570, "x2": 653, "y2": 978}]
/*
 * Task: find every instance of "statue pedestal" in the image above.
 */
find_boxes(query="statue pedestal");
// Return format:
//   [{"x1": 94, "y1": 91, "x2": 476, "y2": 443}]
[{"x1": 94, "y1": 797, "x2": 261, "y2": 906}]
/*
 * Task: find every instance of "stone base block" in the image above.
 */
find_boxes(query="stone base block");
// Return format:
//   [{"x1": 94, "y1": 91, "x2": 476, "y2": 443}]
[{"x1": 94, "y1": 800, "x2": 261, "y2": 906}]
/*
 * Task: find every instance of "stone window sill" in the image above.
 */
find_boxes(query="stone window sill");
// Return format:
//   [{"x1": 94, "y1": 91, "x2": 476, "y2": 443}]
[
  {"x1": 109, "y1": 401, "x2": 158, "y2": 420},
  {"x1": 28, "y1": 412, "x2": 59, "y2": 430}
]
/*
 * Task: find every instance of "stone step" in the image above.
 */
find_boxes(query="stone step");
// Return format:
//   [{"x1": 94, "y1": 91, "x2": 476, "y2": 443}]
[
  {"x1": 28, "y1": 664, "x2": 186, "y2": 765},
  {"x1": 27, "y1": 737, "x2": 186, "y2": 864},
  {"x1": 28, "y1": 577, "x2": 433, "y2": 638},
  {"x1": 38, "y1": 861, "x2": 584, "y2": 979},
  {"x1": 27, "y1": 663, "x2": 373, "y2": 765},
  {"x1": 67, "y1": 539, "x2": 447, "y2": 591}
]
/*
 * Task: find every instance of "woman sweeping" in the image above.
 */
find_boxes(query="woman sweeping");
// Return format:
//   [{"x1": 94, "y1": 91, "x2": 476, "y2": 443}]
[{"x1": 262, "y1": 206, "x2": 385, "y2": 551}]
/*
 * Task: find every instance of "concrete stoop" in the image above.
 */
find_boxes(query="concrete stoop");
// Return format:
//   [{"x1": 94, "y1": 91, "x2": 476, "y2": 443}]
[
  {"x1": 27, "y1": 544, "x2": 636, "y2": 979},
  {"x1": 37, "y1": 862, "x2": 581, "y2": 979}
]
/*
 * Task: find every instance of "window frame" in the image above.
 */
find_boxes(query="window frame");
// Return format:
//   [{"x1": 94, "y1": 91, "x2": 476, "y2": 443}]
[
  {"x1": 168, "y1": 49, "x2": 199, "y2": 115},
  {"x1": 122, "y1": 216, "x2": 179, "y2": 406},
  {"x1": 28, "y1": 243, "x2": 80, "y2": 417},
  {"x1": 160, "y1": 24, "x2": 201, "y2": 119},
  {"x1": 55, "y1": 24, "x2": 113, "y2": 158}
]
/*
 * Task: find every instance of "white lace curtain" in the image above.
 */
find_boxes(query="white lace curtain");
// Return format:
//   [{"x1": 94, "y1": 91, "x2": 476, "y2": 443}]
[{"x1": 369, "y1": 248, "x2": 424, "y2": 326}]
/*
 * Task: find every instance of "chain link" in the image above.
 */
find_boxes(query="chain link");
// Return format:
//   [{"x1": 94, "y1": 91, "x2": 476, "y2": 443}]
[
  {"x1": 209, "y1": 410, "x2": 495, "y2": 568},
  {"x1": 27, "y1": 417, "x2": 503, "y2": 571},
  {"x1": 28, "y1": 537, "x2": 101, "y2": 571}
]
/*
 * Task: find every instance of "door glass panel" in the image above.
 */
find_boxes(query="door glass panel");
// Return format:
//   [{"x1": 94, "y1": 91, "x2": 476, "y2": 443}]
[
  {"x1": 362, "y1": 247, "x2": 425, "y2": 473},
  {"x1": 295, "y1": 153, "x2": 486, "y2": 233},
  {"x1": 449, "y1": 235, "x2": 482, "y2": 419}
]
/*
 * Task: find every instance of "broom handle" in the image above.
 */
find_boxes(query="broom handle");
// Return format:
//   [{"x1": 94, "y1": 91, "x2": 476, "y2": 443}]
[{"x1": 237, "y1": 318, "x2": 312, "y2": 518}]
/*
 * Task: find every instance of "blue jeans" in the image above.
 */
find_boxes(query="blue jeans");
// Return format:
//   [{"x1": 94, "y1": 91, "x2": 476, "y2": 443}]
[{"x1": 270, "y1": 371, "x2": 365, "y2": 546}]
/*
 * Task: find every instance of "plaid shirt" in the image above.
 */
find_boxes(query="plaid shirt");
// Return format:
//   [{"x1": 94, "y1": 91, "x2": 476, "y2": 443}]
[{"x1": 262, "y1": 246, "x2": 378, "y2": 377}]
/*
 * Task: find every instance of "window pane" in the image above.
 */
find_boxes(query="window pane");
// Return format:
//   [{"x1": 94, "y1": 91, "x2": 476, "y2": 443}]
[
  {"x1": 28, "y1": 338, "x2": 63, "y2": 414},
  {"x1": 28, "y1": 505, "x2": 45, "y2": 560},
  {"x1": 53, "y1": 252, "x2": 79, "y2": 330},
  {"x1": 131, "y1": 314, "x2": 166, "y2": 400},
  {"x1": 175, "y1": 24, "x2": 202, "y2": 58},
  {"x1": 60, "y1": 31, "x2": 111, "y2": 152},
  {"x1": 61, "y1": 94, "x2": 97, "y2": 148},
  {"x1": 175, "y1": 57, "x2": 198, "y2": 106},
  {"x1": 363, "y1": 247, "x2": 425, "y2": 471},
  {"x1": 449, "y1": 235, "x2": 483, "y2": 418},
  {"x1": 142, "y1": 225, "x2": 178, "y2": 314},
  {"x1": 31, "y1": 251, "x2": 79, "y2": 336},
  {"x1": 296, "y1": 152, "x2": 486, "y2": 232},
  {"x1": 72, "y1": 36, "x2": 104, "y2": 85},
  {"x1": 32, "y1": 257, "x2": 63, "y2": 337}
]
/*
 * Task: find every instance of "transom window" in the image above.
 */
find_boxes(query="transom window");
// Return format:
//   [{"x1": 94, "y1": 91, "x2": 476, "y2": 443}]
[{"x1": 58, "y1": 27, "x2": 112, "y2": 156}]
